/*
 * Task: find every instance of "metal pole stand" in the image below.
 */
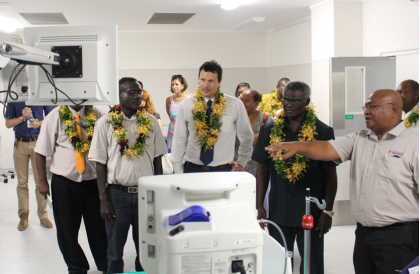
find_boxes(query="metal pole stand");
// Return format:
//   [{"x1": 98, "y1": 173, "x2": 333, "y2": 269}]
[{"x1": 302, "y1": 188, "x2": 326, "y2": 274}]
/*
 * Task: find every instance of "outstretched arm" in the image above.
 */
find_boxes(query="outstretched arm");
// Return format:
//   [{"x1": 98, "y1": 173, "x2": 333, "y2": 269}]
[{"x1": 266, "y1": 141, "x2": 341, "y2": 162}]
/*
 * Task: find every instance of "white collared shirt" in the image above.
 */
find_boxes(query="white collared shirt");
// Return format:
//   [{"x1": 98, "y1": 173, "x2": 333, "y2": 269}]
[
  {"x1": 403, "y1": 102, "x2": 419, "y2": 134},
  {"x1": 171, "y1": 94, "x2": 253, "y2": 173},
  {"x1": 329, "y1": 122, "x2": 419, "y2": 227},
  {"x1": 88, "y1": 111, "x2": 167, "y2": 186},
  {"x1": 35, "y1": 106, "x2": 105, "y2": 182}
]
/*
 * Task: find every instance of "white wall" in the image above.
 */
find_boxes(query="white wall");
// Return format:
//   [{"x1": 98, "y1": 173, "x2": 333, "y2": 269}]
[
  {"x1": 363, "y1": 0, "x2": 419, "y2": 56},
  {"x1": 265, "y1": 19, "x2": 312, "y2": 91}
]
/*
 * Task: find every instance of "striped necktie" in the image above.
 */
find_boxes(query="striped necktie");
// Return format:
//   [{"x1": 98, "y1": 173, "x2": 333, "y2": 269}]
[{"x1": 74, "y1": 113, "x2": 85, "y2": 174}]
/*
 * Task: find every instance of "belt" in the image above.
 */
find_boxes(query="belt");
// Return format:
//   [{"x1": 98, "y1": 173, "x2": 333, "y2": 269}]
[
  {"x1": 16, "y1": 137, "x2": 37, "y2": 142},
  {"x1": 109, "y1": 184, "x2": 138, "y2": 193},
  {"x1": 358, "y1": 221, "x2": 419, "y2": 229},
  {"x1": 185, "y1": 161, "x2": 232, "y2": 171}
]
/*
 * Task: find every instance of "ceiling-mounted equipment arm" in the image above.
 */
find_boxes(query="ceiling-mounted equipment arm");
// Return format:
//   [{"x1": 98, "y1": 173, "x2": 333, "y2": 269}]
[{"x1": 0, "y1": 41, "x2": 59, "y2": 65}]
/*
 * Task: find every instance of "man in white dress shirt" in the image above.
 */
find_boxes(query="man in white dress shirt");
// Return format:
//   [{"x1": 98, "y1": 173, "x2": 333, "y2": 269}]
[
  {"x1": 171, "y1": 60, "x2": 253, "y2": 173},
  {"x1": 397, "y1": 79, "x2": 418, "y2": 133}
]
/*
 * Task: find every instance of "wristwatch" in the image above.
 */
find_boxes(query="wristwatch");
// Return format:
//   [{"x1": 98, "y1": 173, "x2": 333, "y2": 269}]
[
  {"x1": 323, "y1": 210, "x2": 334, "y2": 217},
  {"x1": 19, "y1": 116, "x2": 24, "y2": 122}
]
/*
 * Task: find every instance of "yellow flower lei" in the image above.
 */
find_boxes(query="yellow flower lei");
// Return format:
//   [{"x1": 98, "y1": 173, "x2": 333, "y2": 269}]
[
  {"x1": 107, "y1": 105, "x2": 153, "y2": 160},
  {"x1": 192, "y1": 86, "x2": 227, "y2": 151},
  {"x1": 59, "y1": 105, "x2": 97, "y2": 155},
  {"x1": 265, "y1": 90, "x2": 283, "y2": 117},
  {"x1": 269, "y1": 103, "x2": 318, "y2": 183},
  {"x1": 404, "y1": 107, "x2": 419, "y2": 128}
]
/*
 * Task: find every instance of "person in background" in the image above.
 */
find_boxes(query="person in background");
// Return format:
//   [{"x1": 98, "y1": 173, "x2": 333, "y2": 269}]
[
  {"x1": 166, "y1": 74, "x2": 190, "y2": 150},
  {"x1": 253, "y1": 81, "x2": 337, "y2": 274},
  {"x1": 234, "y1": 89, "x2": 272, "y2": 177},
  {"x1": 266, "y1": 89, "x2": 418, "y2": 274},
  {"x1": 397, "y1": 79, "x2": 419, "y2": 133},
  {"x1": 258, "y1": 77, "x2": 290, "y2": 116},
  {"x1": 89, "y1": 77, "x2": 166, "y2": 274},
  {"x1": 235, "y1": 82, "x2": 250, "y2": 98},
  {"x1": 141, "y1": 90, "x2": 162, "y2": 129},
  {"x1": 35, "y1": 104, "x2": 108, "y2": 274},
  {"x1": 171, "y1": 60, "x2": 253, "y2": 173},
  {"x1": 5, "y1": 102, "x2": 53, "y2": 231}
]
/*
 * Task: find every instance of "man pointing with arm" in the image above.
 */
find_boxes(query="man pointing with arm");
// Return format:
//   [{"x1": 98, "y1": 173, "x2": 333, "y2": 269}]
[{"x1": 267, "y1": 89, "x2": 419, "y2": 274}]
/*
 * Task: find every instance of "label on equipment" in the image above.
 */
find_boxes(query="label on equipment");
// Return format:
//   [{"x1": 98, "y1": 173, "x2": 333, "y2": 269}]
[
  {"x1": 235, "y1": 239, "x2": 254, "y2": 245},
  {"x1": 214, "y1": 261, "x2": 227, "y2": 274},
  {"x1": 181, "y1": 254, "x2": 211, "y2": 274}
]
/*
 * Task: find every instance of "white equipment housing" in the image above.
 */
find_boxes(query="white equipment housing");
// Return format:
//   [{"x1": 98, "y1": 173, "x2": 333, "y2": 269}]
[
  {"x1": 138, "y1": 172, "x2": 292, "y2": 274},
  {"x1": 0, "y1": 33, "x2": 29, "y2": 102},
  {"x1": 23, "y1": 25, "x2": 118, "y2": 105}
]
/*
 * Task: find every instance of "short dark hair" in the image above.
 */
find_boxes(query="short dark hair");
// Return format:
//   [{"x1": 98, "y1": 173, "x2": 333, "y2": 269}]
[
  {"x1": 235, "y1": 82, "x2": 250, "y2": 98},
  {"x1": 277, "y1": 77, "x2": 290, "y2": 86},
  {"x1": 170, "y1": 75, "x2": 188, "y2": 93},
  {"x1": 248, "y1": 89, "x2": 262, "y2": 103},
  {"x1": 119, "y1": 77, "x2": 140, "y2": 89},
  {"x1": 283, "y1": 81, "x2": 311, "y2": 98},
  {"x1": 402, "y1": 79, "x2": 419, "y2": 93},
  {"x1": 199, "y1": 60, "x2": 222, "y2": 82}
]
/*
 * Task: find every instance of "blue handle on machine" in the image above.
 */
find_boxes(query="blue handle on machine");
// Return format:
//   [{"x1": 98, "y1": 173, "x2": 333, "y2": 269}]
[
  {"x1": 168, "y1": 205, "x2": 210, "y2": 226},
  {"x1": 401, "y1": 257, "x2": 419, "y2": 274}
]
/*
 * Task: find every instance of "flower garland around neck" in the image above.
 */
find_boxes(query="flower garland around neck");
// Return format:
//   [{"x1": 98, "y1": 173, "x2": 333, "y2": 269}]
[
  {"x1": 267, "y1": 90, "x2": 283, "y2": 117},
  {"x1": 107, "y1": 105, "x2": 153, "y2": 160},
  {"x1": 404, "y1": 106, "x2": 419, "y2": 128},
  {"x1": 192, "y1": 86, "x2": 227, "y2": 151},
  {"x1": 269, "y1": 103, "x2": 318, "y2": 183},
  {"x1": 59, "y1": 105, "x2": 97, "y2": 155}
]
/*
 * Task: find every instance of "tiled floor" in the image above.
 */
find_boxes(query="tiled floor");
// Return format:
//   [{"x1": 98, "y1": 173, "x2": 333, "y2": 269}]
[{"x1": 0, "y1": 174, "x2": 356, "y2": 274}]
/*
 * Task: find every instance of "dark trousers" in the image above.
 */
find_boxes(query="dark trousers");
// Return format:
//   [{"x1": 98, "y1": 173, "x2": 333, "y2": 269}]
[
  {"x1": 354, "y1": 222, "x2": 419, "y2": 274},
  {"x1": 183, "y1": 161, "x2": 232, "y2": 173},
  {"x1": 51, "y1": 174, "x2": 108, "y2": 274},
  {"x1": 269, "y1": 223, "x2": 324, "y2": 274},
  {"x1": 106, "y1": 186, "x2": 143, "y2": 274}
]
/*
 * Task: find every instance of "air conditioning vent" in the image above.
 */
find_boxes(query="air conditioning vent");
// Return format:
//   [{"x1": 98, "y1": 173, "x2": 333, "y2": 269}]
[
  {"x1": 18, "y1": 13, "x2": 69, "y2": 25},
  {"x1": 147, "y1": 13, "x2": 195, "y2": 24},
  {"x1": 40, "y1": 35, "x2": 98, "y2": 43}
]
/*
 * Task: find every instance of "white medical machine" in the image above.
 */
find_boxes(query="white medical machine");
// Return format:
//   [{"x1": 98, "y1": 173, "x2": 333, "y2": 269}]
[
  {"x1": 0, "y1": 25, "x2": 118, "y2": 105},
  {"x1": 0, "y1": 32, "x2": 29, "y2": 103},
  {"x1": 138, "y1": 172, "x2": 292, "y2": 274}
]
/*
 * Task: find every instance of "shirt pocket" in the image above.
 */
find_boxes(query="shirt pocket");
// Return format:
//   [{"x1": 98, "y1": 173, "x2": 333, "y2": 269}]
[
  {"x1": 220, "y1": 116, "x2": 234, "y2": 133},
  {"x1": 379, "y1": 154, "x2": 402, "y2": 181}
]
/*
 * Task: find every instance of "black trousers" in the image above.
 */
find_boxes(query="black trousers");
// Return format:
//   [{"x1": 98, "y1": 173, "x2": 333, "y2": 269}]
[
  {"x1": 353, "y1": 222, "x2": 419, "y2": 274},
  {"x1": 183, "y1": 161, "x2": 232, "y2": 173},
  {"x1": 269, "y1": 223, "x2": 324, "y2": 274},
  {"x1": 51, "y1": 174, "x2": 108, "y2": 274}
]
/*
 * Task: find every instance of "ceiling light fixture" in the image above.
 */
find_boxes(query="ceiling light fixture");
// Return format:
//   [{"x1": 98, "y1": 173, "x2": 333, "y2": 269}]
[
  {"x1": 0, "y1": 16, "x2": 17, "y2": 32},
  {"x1": 233, "y1": 17, "x2": 265, "y2": 31},
  {"x1": 221, "y1": 0, "x2": 243, "y2": 10}
]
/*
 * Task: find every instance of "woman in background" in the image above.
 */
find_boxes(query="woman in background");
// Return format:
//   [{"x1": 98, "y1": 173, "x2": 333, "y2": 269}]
[
  {"x1": 166, "y1": 74, "x2": 189, "y2": 150},
  {"x1": 142, "y1": 90, "x2": 162, "y2": 129},
  {"x1": 235, "y1": 89, "x2": 273, "y2": 177},
  {"x1": 235, "y1": 82, "x2": 250, "y2": 98}
]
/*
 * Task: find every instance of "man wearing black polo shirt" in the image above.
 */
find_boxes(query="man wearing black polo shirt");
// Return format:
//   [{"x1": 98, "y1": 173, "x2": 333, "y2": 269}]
[
  {"x1": 252, "y1": 81, "x2": 337, "y2": 274},
  {"x1": 5, "y1": 102, "x2": 53, "y2": 231}
]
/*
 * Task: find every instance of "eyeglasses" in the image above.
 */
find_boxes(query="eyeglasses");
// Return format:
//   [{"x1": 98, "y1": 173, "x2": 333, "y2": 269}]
[
  {"x1": 281, "y1": 98, "x2": 306, "y2": 105},
  {"x1": 362, "y1": 103, "x2": 395, "y2": 111},
  {"x1": 124, "y1": 90, "x2": 143, "y2": 96}
]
